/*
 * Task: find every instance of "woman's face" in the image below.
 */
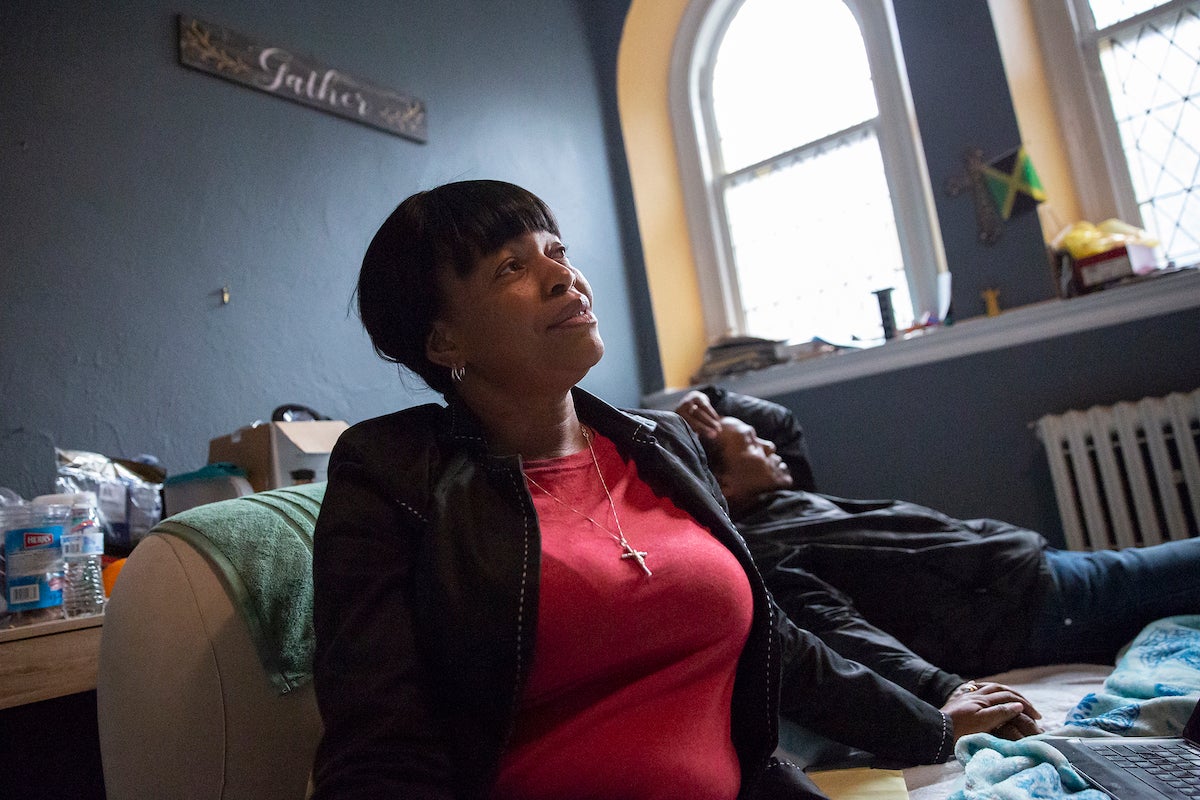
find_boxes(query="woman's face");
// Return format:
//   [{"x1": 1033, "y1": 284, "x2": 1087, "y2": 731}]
[{"x1": 428, "y1": 228, "x2": 604, "y2": 397}]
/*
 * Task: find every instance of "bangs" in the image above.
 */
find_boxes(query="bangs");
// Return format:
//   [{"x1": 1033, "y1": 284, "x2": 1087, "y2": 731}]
[
  {"x1": 355, "y1": 179, "x2": 563, "y2": 395},
  {"x1": 425, "y1": 181, "x2": 560, "y2": 277}
]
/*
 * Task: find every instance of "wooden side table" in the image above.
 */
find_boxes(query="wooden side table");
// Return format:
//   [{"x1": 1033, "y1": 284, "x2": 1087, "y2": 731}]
[{"x1": 0, "y1": 615, "x2": 104, "y2": 709}]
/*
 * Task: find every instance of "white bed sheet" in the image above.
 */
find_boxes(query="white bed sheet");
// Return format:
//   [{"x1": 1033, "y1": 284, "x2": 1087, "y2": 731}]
[{"x1": 903, "y1": 663, "x2": 1113, "y2": 800}]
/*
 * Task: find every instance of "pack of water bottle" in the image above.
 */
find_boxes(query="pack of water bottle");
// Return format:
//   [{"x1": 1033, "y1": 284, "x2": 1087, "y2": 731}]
[{"x1": 1, "y1": 491, "x2": 107, "y2": 627}]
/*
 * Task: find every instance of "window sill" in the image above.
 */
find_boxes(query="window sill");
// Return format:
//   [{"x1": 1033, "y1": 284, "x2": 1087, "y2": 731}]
[{"x1": 644, "y1": 268, "x2": 1200, "y2": 406}]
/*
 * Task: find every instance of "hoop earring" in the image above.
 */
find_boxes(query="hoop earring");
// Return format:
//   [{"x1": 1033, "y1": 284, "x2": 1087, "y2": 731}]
[{"x1": 450, "y1": 364, "x2": 466, "y2": 383}]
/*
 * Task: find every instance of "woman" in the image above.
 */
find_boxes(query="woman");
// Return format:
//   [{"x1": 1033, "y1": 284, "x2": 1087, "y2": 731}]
[{"x1": 309, "y1": 180, "x2": 1033, "y2": 799}]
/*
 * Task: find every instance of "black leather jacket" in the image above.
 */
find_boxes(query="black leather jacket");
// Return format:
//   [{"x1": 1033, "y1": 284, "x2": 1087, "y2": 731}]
[
  {"x1": 704, "y1": 386, "x2": 1055, "y2": 680},
  {"x1": 310, "y1": 389, "x2": 953, "y2": 800}
]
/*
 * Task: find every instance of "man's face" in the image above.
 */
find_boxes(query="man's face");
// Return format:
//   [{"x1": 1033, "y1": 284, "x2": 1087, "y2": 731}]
[{"x1": 711, "y1": 417, "x2": 793, "y2": 509}]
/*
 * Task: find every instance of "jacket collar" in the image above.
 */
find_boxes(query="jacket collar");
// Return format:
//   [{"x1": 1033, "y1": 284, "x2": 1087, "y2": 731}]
[{"x1": 442, "y1": 386, "x2": 658, "y2": 457}]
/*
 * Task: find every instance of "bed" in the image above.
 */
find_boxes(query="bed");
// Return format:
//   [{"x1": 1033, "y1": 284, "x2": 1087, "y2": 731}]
[
  {"x1": 902, "y1": 614, "x2": 1200, "y2": 799},
  {"x1": 797, "y1": 615, "x2": 1200, "y2": 798}
]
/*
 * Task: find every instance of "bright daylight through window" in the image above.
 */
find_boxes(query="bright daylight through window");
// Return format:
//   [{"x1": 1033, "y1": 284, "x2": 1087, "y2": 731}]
[
  {"x1": 1089, "y1": 0, "x2": 1199, "y2": 266},
  {"x1": 707, "y1": 0, "x2": 933, "y2": 346}
]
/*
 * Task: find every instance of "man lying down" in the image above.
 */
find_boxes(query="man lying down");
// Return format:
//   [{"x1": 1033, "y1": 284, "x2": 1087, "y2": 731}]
[{"x1": 676, "y1": 386, "x2": 1200, "y2": 754}]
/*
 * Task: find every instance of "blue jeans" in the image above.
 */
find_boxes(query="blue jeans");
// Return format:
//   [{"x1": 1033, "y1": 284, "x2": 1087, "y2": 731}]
[{"x1": 1016, "y1": 537, "x2": 1200, "y2": 667}]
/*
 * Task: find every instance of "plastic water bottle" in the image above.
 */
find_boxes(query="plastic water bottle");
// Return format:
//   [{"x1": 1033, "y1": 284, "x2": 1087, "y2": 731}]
[
  {"x1": 3, "y1": 502, "x2": 69, "y2": 626},
  {"x1": 41, "y1": 492, "x2": 107, "y2": 617}
]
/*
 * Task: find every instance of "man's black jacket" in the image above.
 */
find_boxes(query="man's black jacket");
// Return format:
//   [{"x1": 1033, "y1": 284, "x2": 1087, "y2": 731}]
[{"x1": 703, "y1": 386, "x2": 1055, "y2": 681}]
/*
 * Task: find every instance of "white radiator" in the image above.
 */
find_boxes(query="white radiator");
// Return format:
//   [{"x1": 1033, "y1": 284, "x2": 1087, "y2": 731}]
[{"x1": 1034, "y1": 389, "x2": 1200, "y2": 551}]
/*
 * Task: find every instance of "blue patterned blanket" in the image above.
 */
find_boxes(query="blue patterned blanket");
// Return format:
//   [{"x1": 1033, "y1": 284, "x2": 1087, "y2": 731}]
[
  {"x1": 1056, "y1": 615, "x2": 1200, "y2": 738},
  {"x1": 948, "y1": 615, "x2": 1200, "y2": 800}
]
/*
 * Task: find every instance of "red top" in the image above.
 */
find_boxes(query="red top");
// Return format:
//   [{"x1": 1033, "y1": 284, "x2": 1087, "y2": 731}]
[{"x1": 489, "y1": 432, "x2": 754, "y2": 800}]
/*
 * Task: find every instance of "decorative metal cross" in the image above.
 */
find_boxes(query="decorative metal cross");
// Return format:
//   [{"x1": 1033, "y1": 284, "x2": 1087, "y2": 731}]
[
  {"x1": 620, "y1": 544, "x2": 653, "y2": 577},
  {"x1": 946, "y1": 148, "x2": 1003, "y2": 245}
]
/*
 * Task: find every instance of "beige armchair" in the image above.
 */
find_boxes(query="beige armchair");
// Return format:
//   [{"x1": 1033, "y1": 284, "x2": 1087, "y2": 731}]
[{"x1": 97, "y1": 485, "x2": 325, "y2": 800}]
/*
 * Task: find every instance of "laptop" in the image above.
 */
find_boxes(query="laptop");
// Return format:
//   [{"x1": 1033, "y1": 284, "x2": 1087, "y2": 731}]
[{"x1": 1047, "y1": 697, "x2": 1200, "y2": 799}]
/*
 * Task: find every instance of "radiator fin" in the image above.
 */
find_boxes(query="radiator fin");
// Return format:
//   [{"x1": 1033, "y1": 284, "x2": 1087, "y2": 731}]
[{"x1": 1035, "y1": 389, "x2": 1200, "y2": 550}]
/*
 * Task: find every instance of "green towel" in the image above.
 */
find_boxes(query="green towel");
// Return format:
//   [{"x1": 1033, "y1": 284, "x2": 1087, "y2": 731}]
[{"x1": 151, "y1": 483, "x2": 324, "y2": 694}]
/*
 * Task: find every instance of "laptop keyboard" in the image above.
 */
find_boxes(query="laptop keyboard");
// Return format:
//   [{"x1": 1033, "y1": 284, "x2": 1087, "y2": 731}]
[{"x1": 1091, "y1": 742, "x2": 1200, "y2": 798}]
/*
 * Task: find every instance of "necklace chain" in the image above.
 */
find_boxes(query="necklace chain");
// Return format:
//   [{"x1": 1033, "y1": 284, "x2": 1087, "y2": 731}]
[{"x1": 523, "y1": 427, "x2": 652, "y2": 577}]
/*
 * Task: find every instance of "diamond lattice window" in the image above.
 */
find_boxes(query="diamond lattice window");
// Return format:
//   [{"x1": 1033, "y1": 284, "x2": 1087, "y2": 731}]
[{"x1": 1095, "y1": 2, "x2": 1200, "y2": 266}]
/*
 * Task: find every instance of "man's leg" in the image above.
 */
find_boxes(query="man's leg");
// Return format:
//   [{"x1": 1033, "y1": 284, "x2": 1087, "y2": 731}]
[{"x1": 1016, "y1": 537, "x2": 1200, "y2": 666}]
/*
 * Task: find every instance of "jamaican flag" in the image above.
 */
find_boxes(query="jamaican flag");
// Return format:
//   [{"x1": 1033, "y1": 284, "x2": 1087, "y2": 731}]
[{"x1": 981, "y1": 146, "x2": 1046, "y2": 220}]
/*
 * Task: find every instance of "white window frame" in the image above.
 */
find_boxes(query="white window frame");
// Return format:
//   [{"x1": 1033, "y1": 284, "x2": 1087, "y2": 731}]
[
  {"x1": 1031, "y1": 0, "x2": 1195, "y2": 228},
  {"x1": 669, "y1": 0, "x2": 947, "y2": 344}
]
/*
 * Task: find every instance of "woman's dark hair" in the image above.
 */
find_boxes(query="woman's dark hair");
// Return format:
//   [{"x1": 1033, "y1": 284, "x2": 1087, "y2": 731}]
[{"x1": 356, "y1": 180, "x2": 560, "y2": 394}]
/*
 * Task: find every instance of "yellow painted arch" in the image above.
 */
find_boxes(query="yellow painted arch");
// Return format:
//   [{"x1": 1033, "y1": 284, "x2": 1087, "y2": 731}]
[{"x1": 617, "y1": 0, "x2": 1082, "y2": 392}]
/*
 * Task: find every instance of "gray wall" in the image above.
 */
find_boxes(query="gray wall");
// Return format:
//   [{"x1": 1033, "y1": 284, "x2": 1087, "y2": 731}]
[
  {"x1": 761, "y1": 307, "x2": 1200, "y2": 549},
  {"x1": 0, "y1": 1, "x2": 643, "y2": 499},
  {"x1": 891, "y1": 0, "x2": 1057, "y2": 318},
  {"x1": 3, "y1": 0, "x2": 1194, "y2": 549}
]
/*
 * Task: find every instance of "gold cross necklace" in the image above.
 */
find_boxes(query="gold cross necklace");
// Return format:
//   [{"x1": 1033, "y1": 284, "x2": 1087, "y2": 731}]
[{"x1": 523, "y1": 426, "x2": 652, "y2": 577}]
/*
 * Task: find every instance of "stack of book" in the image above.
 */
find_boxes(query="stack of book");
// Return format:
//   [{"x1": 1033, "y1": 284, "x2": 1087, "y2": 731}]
[
  {"x1": 691, "y1": 337, "x2": 790, "y2": 382},
  {"x1": 691, "y1": 336, "x2": 861, "y2": 382}
]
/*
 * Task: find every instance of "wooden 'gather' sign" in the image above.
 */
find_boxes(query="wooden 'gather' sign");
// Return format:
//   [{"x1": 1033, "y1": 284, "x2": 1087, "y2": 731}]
[{"x1": 177, "y1": 15, "x2": 427, "y2": 143}]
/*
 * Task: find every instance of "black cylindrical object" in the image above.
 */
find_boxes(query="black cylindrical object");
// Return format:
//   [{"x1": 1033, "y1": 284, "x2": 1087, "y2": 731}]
[{"x1": 873, "y1": 288, "x2": 897, "y2": 340}]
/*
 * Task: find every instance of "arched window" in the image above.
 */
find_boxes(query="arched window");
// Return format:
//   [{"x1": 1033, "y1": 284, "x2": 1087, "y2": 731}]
[{"x1": 672, "y1": 0, "x2": 945, "y2": 346}]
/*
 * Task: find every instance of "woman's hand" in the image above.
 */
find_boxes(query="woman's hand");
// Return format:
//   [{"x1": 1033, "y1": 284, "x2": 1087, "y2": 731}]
[
  {"x1": 675, "y1": 390, "x2": 723, "y2": 439},
  {"x1": 941, "y1": 681, "x2": 1043, "y2": 741}
]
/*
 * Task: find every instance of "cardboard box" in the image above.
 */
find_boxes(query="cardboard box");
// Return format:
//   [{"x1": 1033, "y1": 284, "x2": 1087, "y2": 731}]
[
  {"x1": 1072, "y1": 243, "x2": 1158, "y2": 291},
  {"x1": 163, "y1": 473, "x2": 254, "y2": 516},
  {"x1": 208, "y1": 421, "x2": 348, "y2": 493}
]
